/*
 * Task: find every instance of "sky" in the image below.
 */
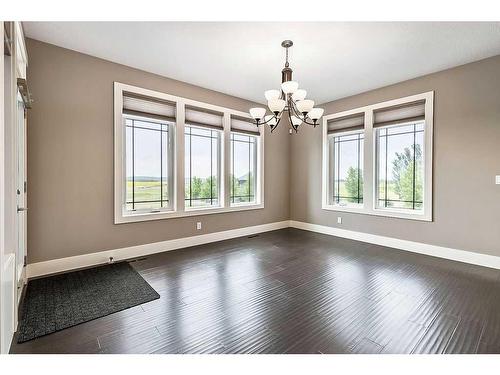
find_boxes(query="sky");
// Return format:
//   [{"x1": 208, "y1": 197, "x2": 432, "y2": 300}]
[{"x1": 126, "y1": 122, "x2": 254, "y2": 180}]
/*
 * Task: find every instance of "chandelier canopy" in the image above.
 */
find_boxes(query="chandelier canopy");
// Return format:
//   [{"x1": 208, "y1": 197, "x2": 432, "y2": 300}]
[{"x1": 249, "y1": 40, "x2": 324, "y2": 133}]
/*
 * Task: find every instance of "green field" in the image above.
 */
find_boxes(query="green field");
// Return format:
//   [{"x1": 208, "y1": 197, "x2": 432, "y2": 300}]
[
  {"x1": 126, "y1": 174, "x2": 255, "y2": 210},
  {"x1": 334, "y1": 180, "x2": 418, "y2": 208},
  {"x1": 126, "y1": 180, "x2": 168, "y2": 210}
]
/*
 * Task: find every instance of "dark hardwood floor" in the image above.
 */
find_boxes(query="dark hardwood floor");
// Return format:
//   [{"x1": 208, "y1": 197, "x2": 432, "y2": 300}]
[{"x1": 10, "y1": 228, "x2": 500, "y2": 354}]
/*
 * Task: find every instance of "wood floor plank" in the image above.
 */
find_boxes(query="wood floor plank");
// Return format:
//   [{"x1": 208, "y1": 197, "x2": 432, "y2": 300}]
[
  {"x1": 381, "y1": 321, "x2": 428, "y2": 354},
  {"x1": 444, "y1": 318, "x2": 483, "y2": 354},
  {"x1": 412, "y1": 313, "x2": 460, "y2": 354},
  {"x1": 10, "y1": 228, "x2": 500, "y2": 354},
  {"x1": 351, "y1": 338, "x2": 383, "y2": 354}
]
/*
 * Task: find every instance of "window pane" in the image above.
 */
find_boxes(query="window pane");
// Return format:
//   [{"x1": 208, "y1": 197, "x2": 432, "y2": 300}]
[
  {"x1": 188, "y1": 126, "x2": 213, "y2": 137},
  {"x1": 124, "y1": 117, "x2": 170, "y2": 212},
  {"x1": 331, "y1": 132, "x2": 364, "y2": 206},
  {"x1": 162, "y1": 131, "x2": 169, "y2": 202},
  {"x1": 377, "y1": 129, "x2": 387, "y2": 203},
  {"x1": 133, "y1": 127, "x2": 162, "y2": 209},
  {"x1": 231, "y1": 133, "x2": 257, "y2": 204},
  {"x1": 211, "y1": 134, "x2": 218, "y2": 200},
  {"x1": 126, "y1": 126, "x2": 133, "y2": 206},
  {"x1": 249, "y1": 137, "x2": 256, "y2": 199},
  {"x1": 185, "y1": 126, "x2": 220, "y2": 208},
  {"x1": 133, "y1": 119, "x2": 165, "y2": 132},
  {"x1": 376, "y1": 122, "x2": 424, "y2": 210}
]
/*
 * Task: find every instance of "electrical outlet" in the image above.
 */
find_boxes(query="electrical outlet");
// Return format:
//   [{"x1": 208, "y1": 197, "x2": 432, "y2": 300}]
[
  {"x1": 196, "y1": 222, "x2": 202, "y2": 230},
  {"x1": 337, "y1": 217, "x2": 342, "y2": 224},
  {"x1": 496, "y1": 175, "x2": 500, "y2": 185}
]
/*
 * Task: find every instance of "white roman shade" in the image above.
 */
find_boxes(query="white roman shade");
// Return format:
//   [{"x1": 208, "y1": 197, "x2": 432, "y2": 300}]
[
  {"x1": 185, "y1": 106, "x2": 224, "y2": 130},
  {"x1": 373, "y1": 100, "x2": 425, "y2": 127},
  {"x1": 327, "y1": 112, "x2": 364, "y2": 134},
  {"x1": 231, "y1": 116, "x2": 260, "y2": 136},
  {"x1": 123, "y1": 92, "x2": 176, "y2": 122}
]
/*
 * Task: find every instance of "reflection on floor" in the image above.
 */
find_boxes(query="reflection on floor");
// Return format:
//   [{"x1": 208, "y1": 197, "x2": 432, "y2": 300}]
[{"x1": 10, "y1": 228, "x2": 500, "y2": 354}]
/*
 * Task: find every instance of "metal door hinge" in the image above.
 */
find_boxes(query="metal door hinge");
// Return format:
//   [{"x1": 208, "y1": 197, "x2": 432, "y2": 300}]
[
  {"x1": 24, "y1": 255, "x2": 27, "y2": 267},
  {"x1": 24, "y1": 181, "x2": 27, "y2": 193}
]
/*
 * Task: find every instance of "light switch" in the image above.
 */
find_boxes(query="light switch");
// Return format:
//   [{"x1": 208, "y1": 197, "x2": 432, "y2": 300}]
[
  {"x1": 496, "y1": 175, "x2": 500, "y2": 185},
  {"x1": 337, "y1": 217, "x2": 342, "y2": 224}
]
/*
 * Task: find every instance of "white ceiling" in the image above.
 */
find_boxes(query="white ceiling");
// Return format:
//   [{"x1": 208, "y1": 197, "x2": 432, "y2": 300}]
[{"x1": 24, "y1": 22, "x2": 500, "y2": 105}]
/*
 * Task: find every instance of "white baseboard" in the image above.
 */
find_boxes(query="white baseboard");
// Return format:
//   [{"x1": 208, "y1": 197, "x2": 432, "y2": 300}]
[
  {"x1": 290, "y1": 220, "x2": 500, "y2": 270},
  {"x1": 26, "y1": 220, "x2": 289, "y2": 278}
]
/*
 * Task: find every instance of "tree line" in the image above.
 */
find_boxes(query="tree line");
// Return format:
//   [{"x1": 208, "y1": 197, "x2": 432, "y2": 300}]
[
  {"x1": 185, "y1": 173, "x2": 254, "y2": 202},
  {"x1": 344, "y1": 144, "x2": 422, "y2": 207}
]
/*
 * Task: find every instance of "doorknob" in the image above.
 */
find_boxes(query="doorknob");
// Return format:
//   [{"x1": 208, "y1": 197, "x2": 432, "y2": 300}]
[{"x1": 17, "y1": 207, "x2": 28, "y2": 212}]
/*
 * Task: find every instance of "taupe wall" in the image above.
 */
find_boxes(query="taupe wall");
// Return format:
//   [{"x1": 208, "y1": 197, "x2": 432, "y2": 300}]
[
  {"x1": 27, "y1": 37, "x2": 500, "y2": 264},
  {"x1": 26, "y1": 39, "x2": 290, "y2": 263},
  {"x1": 290, "y1": 55, "x2": 500, "y2": 257}
]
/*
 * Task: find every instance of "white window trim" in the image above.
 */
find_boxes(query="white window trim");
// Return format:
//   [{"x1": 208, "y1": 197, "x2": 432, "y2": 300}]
[
  {"x1": 114, "y1": 82, "x2": 264, "y2": 224},
  {"x1": 322, "y1": 91, "x2": 433, "y2": 221}
]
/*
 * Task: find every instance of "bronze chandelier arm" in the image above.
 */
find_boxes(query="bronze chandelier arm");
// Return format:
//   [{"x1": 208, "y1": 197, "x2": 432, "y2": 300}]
[
  {"x1": 287, "y1": 96, "x2": 319, "y2": 127},
  {"x1": 254, "y1": 112, "x2": 283, "y2": 132},
  {"x1": 254, "y1": 113, "x2": 279, "y2": 126},
  {"x1": 287, "y1": 102, "x2": 299, "y2": 133},
  {"x1": 301, "y1": 117, "x2": 320, "y2": 127},
  {"x1": 270, "y1": 117, "x2": 282, "y2": 133}
]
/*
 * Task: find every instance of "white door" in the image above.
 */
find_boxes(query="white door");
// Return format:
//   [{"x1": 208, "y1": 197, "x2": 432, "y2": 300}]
[{"x1": 15, "y1": 90, "x2": 27, "y2": 299}]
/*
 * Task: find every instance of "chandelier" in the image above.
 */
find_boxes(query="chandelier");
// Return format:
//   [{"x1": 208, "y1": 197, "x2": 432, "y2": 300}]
[{"x1": 249, "y1": 40, "x2": 324, "y2": 133}]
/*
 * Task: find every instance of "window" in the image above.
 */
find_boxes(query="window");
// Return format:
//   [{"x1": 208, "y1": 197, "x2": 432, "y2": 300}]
[
  {"x1": 184, "y1": 126, "x2": 221, "y2": 208},
  {"x1": 231, "y1": 133, "x2": 257, "y2": 204},
  {"x1": 114, "y1": 82, "x2": 265, "y2": 224},
  {"x1": 322, "y1": 92, "x2": 433, "y2": 221},
  {"x1": 125, "y1": 116, "x2": 173, "y2": 212},
  {"x1": 230, "y1": 116, "x2": 260, "y2": 206},
  {"x1": 375, "y1": 122, "x2": 424, "y2": 211},
  {"x1": 327, "y1": 113, "x2": 364, "y2": 207},
  {"x1": 373, "y1": 99, "x2": 426, "y2": 213},
  {"x1": 184, "y1": 107, "x2": 223, "y2": 209},
  {"x1": 122, "y1": 92, "x2": 175, "y2": 214}
]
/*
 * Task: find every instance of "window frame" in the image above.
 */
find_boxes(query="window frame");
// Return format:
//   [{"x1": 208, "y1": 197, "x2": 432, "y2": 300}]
[
  {"x1": 122, "y1": 113, "x2": 175, "y2": 214},
  {"x1": 114, "y1": 82, "x2": 264, "y2": 224},
  {"x1": 184, "y1": 124, "x2": 222, "y2": 210},
  {"x1": 229, "y1": 131, "x2": 260, "y2": 207},
  {"x1": 322, "y1": 91, "x2": 433, "y2": 221},
  {"x1": 328, "y1": 128, "x2": 365, "y2": 208},
  {"x1": 374, "y1": 119, "x2": 425, "y2": 213}
]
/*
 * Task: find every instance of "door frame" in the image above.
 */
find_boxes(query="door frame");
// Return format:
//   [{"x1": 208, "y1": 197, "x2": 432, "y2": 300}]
[
  {"x1": 15, "y1": 88, "x2": 27, "y2": 296},
  {"x1": 1, "y1": 21, "x2": 28, "y2": 353},
  {"x1": 12, "y1": 21, "x2": 28, "y2": 330}
]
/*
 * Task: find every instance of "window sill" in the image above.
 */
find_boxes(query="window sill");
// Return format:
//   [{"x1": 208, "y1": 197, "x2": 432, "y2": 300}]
[
  {"x1": 322, "y1": 204, "x2": 431, "y2": 222},
  {"x1": 185, "y1": 205, "x2": 222, "y2": 212},
  {"x1": 115, "y1": 203, "x2": 264, "y2": 224},
  {"x1": 230, "y1": 202, "x2": 259, "y2": 208}
]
